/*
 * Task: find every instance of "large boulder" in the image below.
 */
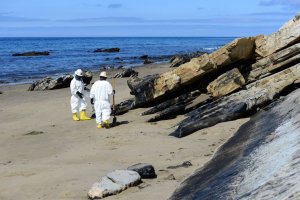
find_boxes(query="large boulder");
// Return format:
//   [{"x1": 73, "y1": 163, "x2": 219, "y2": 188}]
[
  {"x1": 12, "y1": 51, "x2": 50, "y2": 56},
  {"x1": 207, "y1": 68, "x2": 246, "y2": 97}
]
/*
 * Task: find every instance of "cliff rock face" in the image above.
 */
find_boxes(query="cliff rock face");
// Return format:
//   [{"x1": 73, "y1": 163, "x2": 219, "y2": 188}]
[{"x1": 170, "y1": 88, "x2": 300, "y2": 200}]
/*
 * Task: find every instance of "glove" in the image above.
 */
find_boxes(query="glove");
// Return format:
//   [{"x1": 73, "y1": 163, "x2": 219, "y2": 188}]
[
  {"x1": 84, "y1": 87, "x2": 90, "y2": 92},
  {"x1": 76, "y1": 91, "x2": 83, "y2": 99},
  {"x1": 113, "y1": 90, "x2": 116, "y2": 95},
  {"x1": 90, "y1": 98, "x2": 94, "y2": 105}
]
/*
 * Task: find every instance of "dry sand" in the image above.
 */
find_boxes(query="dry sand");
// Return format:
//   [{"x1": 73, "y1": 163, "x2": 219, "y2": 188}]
[{"x1": 0, "y1": 63, "x2": 248, "y2": 200}]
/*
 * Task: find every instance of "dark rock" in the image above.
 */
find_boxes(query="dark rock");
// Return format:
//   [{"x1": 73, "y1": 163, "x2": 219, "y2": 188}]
[
  {"x1": 167, "y1": 161, "x2": 192, "y2": 169},
  {"x1": 0, "y1": 91, "x2": 2, "y2": 94},
  {"x1": 170, "y1": 51, "x2": 206, "y2": 68},
  {"x1": 114, "y1": 57, "x2": 122, "y2": 60},
  {"x1": 114, "y1": 99, "x2": 135, "y2": 115},
  {"x1": 94, "y1": 48, "x2": 120, "y2": 53},
  {"x1": 24, "y1": 131, "x2": 44, "y2": 136},
  {"x1": 140, "y1": 55, "x2": 148, "y2": 59},
  {"x1": 12, "y1": 51, "x2": 50, "y2": 56},
  {"x1": 113, "y1": 69, "x2": 138, "y2": 78},
  {"x1": 127, "y1": 163, "x2": 157, "y2": 179},
  {"x1": 28, "y1": 70, "x2": 92, "y2": 91},
  {"x1": 28, "y1": 75, "x2": 73, "y2": 91},
  {"x1": 117, "y1": 66, "x2": 124, "y2": 69},
  {"x1": 171, "y1": 63, "x2": 300, "y2": 138},
  {"x1": 170, "y1": 88, "x2": 300, "y2": 200},
  {"x1": 143, "y1": 58, "x2": 153, "y2": 64}
]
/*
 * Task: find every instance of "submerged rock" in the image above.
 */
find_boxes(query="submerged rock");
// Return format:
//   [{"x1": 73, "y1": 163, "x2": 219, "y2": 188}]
[
  {"x1": 12, "y1": 51, "x2": 50, "y2": 56},
  {"x1": 94, "y1": 48, "x2": 120, "y2": 53}
]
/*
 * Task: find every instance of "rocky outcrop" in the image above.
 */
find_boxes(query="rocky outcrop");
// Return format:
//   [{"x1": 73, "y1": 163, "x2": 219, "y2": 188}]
[
  {"x1": 128, "y1": 37, "x2": 255, "y2": 106},
  {"x1": 87, "y1": 170, "x2": 141, "y2": 199},
  {"x1": 170, "y1": 88, "x2": 300, "y2": 200},
  {"x1": 94, "y1": 48, "x2": 120, "y2": 53},
  {"x1": 170, "y1": 51, "x2": 205, "y2": 68},
  {"x1": 28, "y1": 75, "x2": 73, "y2": 91},
  {"x1": 12, "y1": 51, "x2": 50, "y2": 56},
  {"x1": 117, "y1": 14, "x2": 300, "y2": 138},
  {"x1": 28, "y1": 70, "x2": 92, "y2": 91},
  {"x1": 255, "y1": 13, "x2": 300, "y2": 58},
  {"x1": 113, "y1": 69, "x2": 138, "y2": 78},
  {"x1": 207, "y1": 68, "x2": 245, "y2": 97},
  {"x1": 171, "y1": 63, "x2": 300, "y2": 138}
]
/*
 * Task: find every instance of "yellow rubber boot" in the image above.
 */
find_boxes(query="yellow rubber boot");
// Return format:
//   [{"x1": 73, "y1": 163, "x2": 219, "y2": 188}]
[
  {"x1": 97, "y1": 123, "x2": 102, "y2": 129},
  {"x1": 72, "y1": 113, "x2": 80, "y2": 121},
  {"x1": 102, "y1": 120, "x2": 109, "y2": 128},
  {"x1": 80, "y1": 111, "x2": 91, "y2": 120}
]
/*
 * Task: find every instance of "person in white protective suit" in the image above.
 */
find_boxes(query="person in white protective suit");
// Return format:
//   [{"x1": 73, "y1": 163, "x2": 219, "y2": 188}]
[
  {"x1": 90, "y1": 71, "x2": 114, "y2": 129},
  {"x1": 70, "y1": 69, "x2": 91, "y2": 121}
]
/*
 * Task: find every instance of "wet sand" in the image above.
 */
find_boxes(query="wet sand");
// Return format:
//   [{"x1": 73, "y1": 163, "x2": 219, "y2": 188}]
[{"x1": 0, "y1": 63, "x2": 248, "y2": 200}]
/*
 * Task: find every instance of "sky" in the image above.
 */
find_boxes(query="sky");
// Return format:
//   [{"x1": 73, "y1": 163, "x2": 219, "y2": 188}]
[{"x1": 0, "y1": 0, "x2": 299, "y2": 37}]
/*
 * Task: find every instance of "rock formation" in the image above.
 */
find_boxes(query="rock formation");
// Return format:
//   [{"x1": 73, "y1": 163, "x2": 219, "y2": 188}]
[
  {"x1": 94, "y1": 48, "x2": 120, "y2": 53},
  {"x1": 28, "y1": 70, "x2": 92, "y2": 91},
  {"x1": 170, "y1": 88, "x2": 300, "y2": 200},
  {"x1": 113, "y1": 69, "x2": 138, "y2": 78},
  {"x1": 115, "y1": 14, "x2": 300, "y2": 138},
  {"x1": 12, "y1": 51, "x2": 50, "y2": 56},
  {"x1": 170, "y1": 51, "x2": 206, "y2": 68}
]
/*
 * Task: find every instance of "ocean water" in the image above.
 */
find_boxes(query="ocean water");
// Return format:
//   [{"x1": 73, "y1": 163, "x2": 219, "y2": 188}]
[{"x1": 0, "y1": 37, "x2": 235, "y2": 85}]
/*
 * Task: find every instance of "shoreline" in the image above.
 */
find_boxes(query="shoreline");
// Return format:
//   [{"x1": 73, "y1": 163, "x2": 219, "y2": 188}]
[
  {"x1": 0, "y1": 62, "x2": 248, "y2": 200},
  {"x1": 0, "y1": 61, "x2": 170, "y2": 87}
]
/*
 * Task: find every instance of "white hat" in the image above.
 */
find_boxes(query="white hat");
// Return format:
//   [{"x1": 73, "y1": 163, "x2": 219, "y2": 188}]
[
  {"x1": 100, "y1": 71, "x2": 107, "y2": 78},
  {"x1": 75, "y1": 69, "x2": 83, "y2": 76}
]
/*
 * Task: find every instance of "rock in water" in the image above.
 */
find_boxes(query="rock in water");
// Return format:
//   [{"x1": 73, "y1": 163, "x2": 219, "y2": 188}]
[
  {"x1": 88, "y1": 170, "x2": 141, "y2": 199},
  {"x1": 12, "y1": 51, "x2": 50, "y2": 56},
  {"x1": 94, "y1": 48, "x2": 120, "y2": 53},
  {"x1": 127, "y1": 163, "x2": 157, "y2": 179}
]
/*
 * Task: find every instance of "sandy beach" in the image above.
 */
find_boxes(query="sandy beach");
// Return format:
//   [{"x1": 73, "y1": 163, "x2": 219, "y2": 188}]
[{"x1": 0, "y1": 63, "x2": 248, "y2": 200}]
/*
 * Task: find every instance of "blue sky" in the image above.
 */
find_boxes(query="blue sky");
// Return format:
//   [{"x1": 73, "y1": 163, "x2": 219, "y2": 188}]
[{"x1": 0, "y1": 0, "x2": 298, "y2": 37}]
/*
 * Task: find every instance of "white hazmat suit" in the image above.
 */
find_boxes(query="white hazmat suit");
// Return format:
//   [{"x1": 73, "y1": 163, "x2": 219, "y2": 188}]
[
  {"x1": 70, "y1": 77, "x2": 87, "y2": 113},
  {"x1": 90, "y1": 80, "x2": 113, "y2": 124}
]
